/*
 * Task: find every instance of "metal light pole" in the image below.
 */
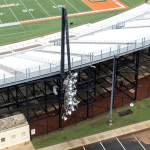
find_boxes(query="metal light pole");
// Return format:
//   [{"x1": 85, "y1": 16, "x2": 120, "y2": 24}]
[
  {"x1": 64, "y1": 7, "x2": 71, "y2": 77},
  {"x1": 108, "y1": 55, "x2": 117, "y2": 125},
  {"x1": 59, "y1": 6, "x2": 66, "y2": 129},
  {"x1": 59, "y1": 6, "x2": 79, "y2": 121}
]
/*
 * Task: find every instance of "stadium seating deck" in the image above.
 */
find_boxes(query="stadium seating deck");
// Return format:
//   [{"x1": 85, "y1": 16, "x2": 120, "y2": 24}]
[{"x1": 0, "y1": 4, "x2": 150, "y2": 87}]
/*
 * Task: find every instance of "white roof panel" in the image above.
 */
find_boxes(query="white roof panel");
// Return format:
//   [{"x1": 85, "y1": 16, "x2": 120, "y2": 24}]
[{"x1": 1, "y1": 4, "x2": 150, "y2": 87}]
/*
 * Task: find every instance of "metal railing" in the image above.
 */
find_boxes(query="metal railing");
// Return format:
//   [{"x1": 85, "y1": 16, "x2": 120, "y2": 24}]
[{"x1": 0, "y1": 36, "x2": 150, "y2": 88}]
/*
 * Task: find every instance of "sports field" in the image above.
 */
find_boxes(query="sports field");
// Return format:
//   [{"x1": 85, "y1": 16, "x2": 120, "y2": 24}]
[
  {"x1": 0, "y1": 0, "x2": 127, "y2": 24},
  {"x1": 0, "y1": 0, "x2": 91, "y2": 23},
  {"x1": 0, "y1": 0, "x2": 145, "y2": 45}
]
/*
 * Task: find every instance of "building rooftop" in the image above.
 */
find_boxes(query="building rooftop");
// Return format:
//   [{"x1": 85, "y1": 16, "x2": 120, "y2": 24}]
[{"x1": 0, "y1": 113, "x2": 27, "y2": 132}]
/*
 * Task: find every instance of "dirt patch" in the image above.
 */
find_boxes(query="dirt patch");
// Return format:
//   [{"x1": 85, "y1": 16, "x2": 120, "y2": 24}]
[{"x1": 118, "y1": 109, "x2": 133, "y2": 117}]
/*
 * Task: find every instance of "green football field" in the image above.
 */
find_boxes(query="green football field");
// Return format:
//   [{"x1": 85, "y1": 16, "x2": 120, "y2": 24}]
[
  {"x1": 0, "y1": 0, "x2": 146, "y2": 45},
  {"x1": 0, "y1": 0, "x2": 91, "y2": 23}
]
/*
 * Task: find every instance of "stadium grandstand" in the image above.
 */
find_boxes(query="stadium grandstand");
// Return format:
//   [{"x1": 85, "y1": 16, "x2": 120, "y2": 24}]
[{"x1": 0, "y1": 2, "x2": 150, "y2": 150}]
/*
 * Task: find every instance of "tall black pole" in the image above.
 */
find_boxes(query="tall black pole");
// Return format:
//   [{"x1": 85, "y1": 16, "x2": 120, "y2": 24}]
[
  {"x1": 61, "y1": 6, "x2": 65, "y2": 76},
  {"x1": 65, "y1": 7, "x2": 71, "y2": 77},
  {"x1": 60, "y1": 6, "x2": 73, "y2": 121},
  {"x1": 59, "y1": 6, "x2": 66, "y2": 129}
]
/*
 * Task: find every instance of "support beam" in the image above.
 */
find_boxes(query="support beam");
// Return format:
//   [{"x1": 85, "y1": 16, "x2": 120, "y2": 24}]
[
  {"x1": 26, "y1": 83, "x2": 29, "y2": 121},
  {"x1": 86, "y1": 67, "x2": 90, "y2": 119},
  {"x1": 44, "y1": 81, "x2": 47, "y2": 112},
  {"x1": 15, "y1": 85, "x2": 19, "y2": 110},
  {"x1": 33, "y1": 83, "x2": 35, "y2": 96},
  {"x1": 134, "y1": 51, "x2": 139, "y2": 101},
  {"x1": 148, "y1": 47, "x2": 150, "y2": 56}
]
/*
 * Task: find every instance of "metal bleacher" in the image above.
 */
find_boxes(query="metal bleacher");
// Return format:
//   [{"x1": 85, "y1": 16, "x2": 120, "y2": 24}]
[{"x1": 0, "y1": 4, "x2": 150, "y2": 88}]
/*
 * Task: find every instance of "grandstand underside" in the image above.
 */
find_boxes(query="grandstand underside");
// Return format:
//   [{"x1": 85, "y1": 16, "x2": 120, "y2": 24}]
[{"x1": 0, "y1": 48, "x2": 150, "y2": 137}]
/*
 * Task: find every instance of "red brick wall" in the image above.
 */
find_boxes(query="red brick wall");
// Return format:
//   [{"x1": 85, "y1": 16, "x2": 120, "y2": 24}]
[{"x1": 30, "y1": 75, "x2": 150, "y2": 138}]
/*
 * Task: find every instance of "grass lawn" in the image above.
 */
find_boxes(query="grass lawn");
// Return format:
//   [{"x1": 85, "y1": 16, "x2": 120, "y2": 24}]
[
  {"x1": 0, "y1": 0, "x2": 146, "y2": 45},
  {"x1": 32, "y1": 98, "x2": 150, "y2": 149}
]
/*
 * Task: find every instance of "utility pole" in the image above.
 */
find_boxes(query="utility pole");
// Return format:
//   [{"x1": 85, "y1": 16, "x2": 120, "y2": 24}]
[{"x1": 108, "y1": 55, "x2": 117, "y2": 125}]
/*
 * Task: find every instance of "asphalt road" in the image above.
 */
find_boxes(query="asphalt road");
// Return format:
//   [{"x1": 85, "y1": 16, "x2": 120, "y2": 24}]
[{"x1": 71, "y1": 130, "x2": 150, "y2": 150}]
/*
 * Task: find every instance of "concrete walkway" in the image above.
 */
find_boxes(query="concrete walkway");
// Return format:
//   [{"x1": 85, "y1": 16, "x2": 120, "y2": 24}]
[
  {"x1": 1, "y1": 141, "x2": 35, "y2": 150},
  {"x1": 38, "y1": 120, "x2": 150, "y2": 150}
]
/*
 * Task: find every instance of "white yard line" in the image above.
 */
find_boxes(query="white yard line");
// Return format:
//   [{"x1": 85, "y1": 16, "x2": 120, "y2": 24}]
[
  {"x1": 65, "y1": 0, "x2": 80, "y2": 13},
  {"x1": 115, "y1": 1, "x2": 126, "y2": 8},
  {"x1": 134, "y1": 137, "x2": 147, "y2": 150},
  {"x1": 83, "y1": 146, "x2": 86, "y2": 150},
  {"x1": 19, "y1": 0, "x2": 35, "y2": 19},
  {"x1": 50, "y1": 0, "x2": 61, "y2": 11},
  {"x1": 116, "y1": 138, "x2": 126, "y2": 150},
  {"x1": 3, "y1": 0, "x2": 26, "y2": 32},
  {"x1": 33, "y1": 0, "x2": 50, "y2": 17},
  {"x1": 100, "y1": 142, "x2": 107, "y2": 150},
  {"x1": 19, "y1": 1, "x2": 41, "y2": 34},
  {"x1": 3, "y1": 0, "x2": 20, "y2": 22}
]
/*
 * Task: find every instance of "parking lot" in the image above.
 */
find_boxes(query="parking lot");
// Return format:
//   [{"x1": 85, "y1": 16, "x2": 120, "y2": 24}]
[{"x1": 71, "y1": 129, "x2": 150, "y2": 150}]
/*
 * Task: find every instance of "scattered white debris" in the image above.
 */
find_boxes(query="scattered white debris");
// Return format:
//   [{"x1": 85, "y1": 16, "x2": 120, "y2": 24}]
[{"x1": 130, "y1": 103, "x2": 134, "y2": 107}]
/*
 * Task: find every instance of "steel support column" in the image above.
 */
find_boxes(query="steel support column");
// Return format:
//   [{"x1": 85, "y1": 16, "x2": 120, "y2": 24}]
[
  {"x1": 15, "y1": 85, "x2": 19, "y2": 110},
  {"x1": 134, "y1": 51, "x2": 139, "y2": 101},
  {"x1": 26, "y1": 83, "x2": 29, "y2": 121},
  {"x1": 44, "y1": 81, "x2": 47, "y2": 112},
  {"x1": 86, "y1": 68, "x2": 90, "y2": 119},
  {"x1": 109, "y1": 55, "x2": 117, "y2": 125},
  {"x1": 148, "y1": 47, "x2": 150, "y2": 56}
]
